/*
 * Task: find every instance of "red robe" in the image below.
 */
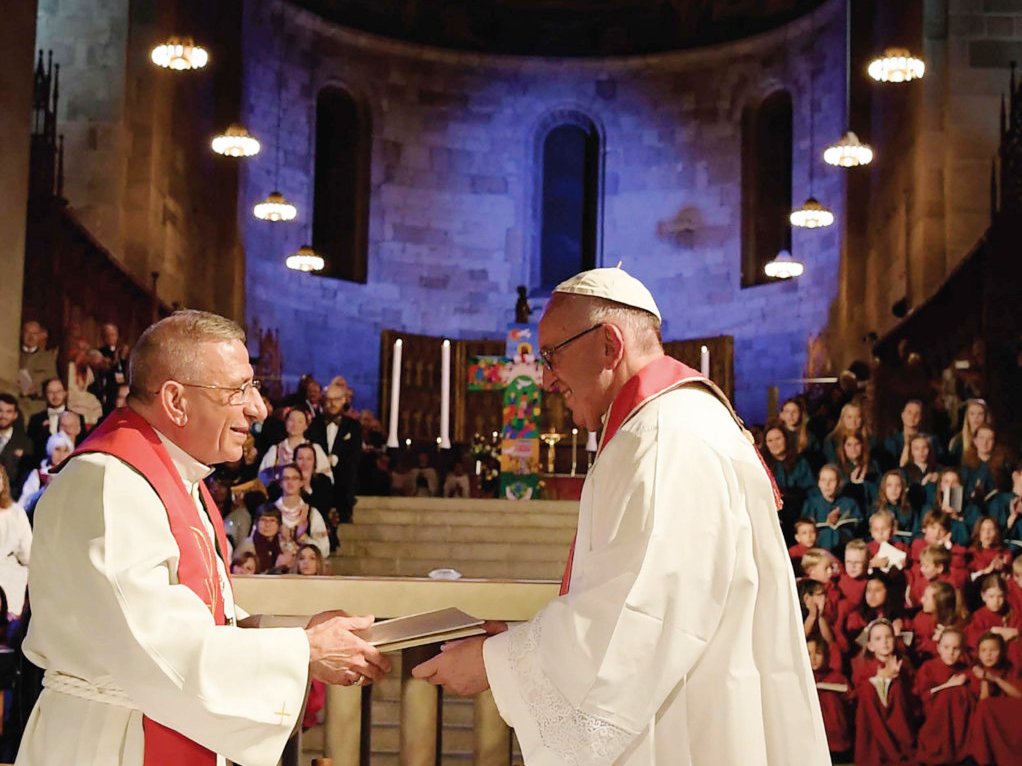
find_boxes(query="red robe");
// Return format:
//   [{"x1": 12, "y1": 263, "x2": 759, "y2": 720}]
[
  {"x1": 1008, "y1": 577, "x2": 1022, "y2": 616},
  {"x1": 868, "y1": 539, "x2": 910, "y2": 568},
  {"x1": 967, "y1": 545, "x2": 1013, "y2": 575},
  {"x1": 788, "y1": 542, "x2": 809, "y2": 572},
  {"x1": 907, "y1": 612, "x2": 962, "y2": 664},
  {"x1": 814, "y1": 668, "x2": 853, "y2": 753},
  {"x1": 853, "y1": 656, "x2": 917, "y2": 766},
  {"x1": 907, "y1": 570, "x2": 960, "y2": 613},
  {"x1": 913, "y1": 659, "x2": 973, "y2": 765},
  {"x1": 965, "y1": 665, "x2": 1022, "y2": 766},
  {"x1": 966, "y1": 606, "x2": 1022, "y2": 667},
  {"x1": 910, "y1": 538, "x2": 968, "y2": 573},
  {"x1": 837, "y1": 572, "x2": 868, "y2": 609}
]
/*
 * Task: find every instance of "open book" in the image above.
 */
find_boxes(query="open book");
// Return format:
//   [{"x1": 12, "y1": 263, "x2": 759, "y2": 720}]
[
  {"x1": 815, "y1": 681, "x2": 849, "y2": 693},
  {"x1": 360, "y1": 607, "x2": 486, "y2": 653}
]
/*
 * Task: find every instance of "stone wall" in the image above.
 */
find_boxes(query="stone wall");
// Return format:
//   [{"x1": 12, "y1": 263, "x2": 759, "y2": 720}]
[{"x1": 241, "y1": 0, "x2": 848, "y2": 422}]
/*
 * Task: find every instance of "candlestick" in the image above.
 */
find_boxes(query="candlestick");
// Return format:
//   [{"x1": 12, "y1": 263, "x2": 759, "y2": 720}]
[
  {"x1": 586, "y1": 430, "x2": 598, "y2": 452},
  {"x1": 570, "y1": 428, "x2": 578, "y2": 477},
  {"x1": 386, "y1": 338, "x2": 402, "y2": 448},
  {"x1": 539, "y1": 430, "x2": 563, "y2": 474},
  {"x1": 440, "y1": 339, "x2": 451, "y2": 449},
  {"x1": 700, "y1": 345, "x2": 710, "y2": 378}
]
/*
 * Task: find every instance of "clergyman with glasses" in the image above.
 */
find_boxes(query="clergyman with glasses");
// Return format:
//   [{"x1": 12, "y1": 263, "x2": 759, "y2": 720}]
[{"x1": 18, "y1": 310, "x2": 390, "y2": 766}]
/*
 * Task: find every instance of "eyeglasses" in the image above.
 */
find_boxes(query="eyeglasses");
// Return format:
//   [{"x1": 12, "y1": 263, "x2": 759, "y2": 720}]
[
  {"x1": 176, "y1": 379, "x2": 261, "y2": 406},
  {"x1": 539, "y1": 324, "x2": 603, "y2": 371}
]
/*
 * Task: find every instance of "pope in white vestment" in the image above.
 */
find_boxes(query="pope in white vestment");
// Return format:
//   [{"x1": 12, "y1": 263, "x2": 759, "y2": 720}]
[{"x1": 17, "y1": 437, "x2": 310, "y2": 766}]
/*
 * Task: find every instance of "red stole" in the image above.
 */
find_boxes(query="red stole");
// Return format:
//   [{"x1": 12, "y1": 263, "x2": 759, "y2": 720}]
[
  {"x1": 73, "y1": 407, "x2": 231, "y2": 766},
  {"x1": 558, "y1": 356, "x2": 781, "y2": 595}
]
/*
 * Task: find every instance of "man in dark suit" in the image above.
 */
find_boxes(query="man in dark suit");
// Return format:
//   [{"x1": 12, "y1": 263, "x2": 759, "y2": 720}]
[
  {"x1": 27, "y1": 377, "x2": 85, "y2": 457},
  {"x1": 306, "y1": 381, "x2": 362, "y2": 525},
  {"x1": 0, "y1": 393, "x2": 35, "y2": 499}
]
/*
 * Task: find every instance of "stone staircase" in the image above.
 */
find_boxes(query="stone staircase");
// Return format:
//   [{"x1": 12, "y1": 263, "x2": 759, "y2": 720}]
[{"x1": 330, "y1": 496, "x2": 579, "y2": 580}]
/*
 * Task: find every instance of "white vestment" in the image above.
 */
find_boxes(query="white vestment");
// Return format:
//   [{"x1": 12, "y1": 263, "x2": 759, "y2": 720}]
[
  {"x1": 18, "y1": 435, "x2": 310, "y2": 766},
  {"x1": 483, "y1": 384, "x2": 829, "y2": 765},
  {"x1": 0, "y1": 500, "x2": 32, "y2": 616}
]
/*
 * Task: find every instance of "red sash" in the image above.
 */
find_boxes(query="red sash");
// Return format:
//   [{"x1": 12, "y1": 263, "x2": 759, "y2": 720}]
[
  {"x1": 73, "y1": 407, "x2": 231, "y2": 766},
  {"x1": 558, "y1": 356, "x2": 781, "y2": 595}
]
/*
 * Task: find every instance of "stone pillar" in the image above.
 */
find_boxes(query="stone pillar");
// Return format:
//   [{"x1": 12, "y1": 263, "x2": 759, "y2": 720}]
[
  {"x1": 324, "y1": 684, "x2": 363, "y2": 766},
  {"x1": 473, "y1": 690, "x2": 511, "y2": 766},
  {"x1": 400, "y1": 646, "x2": 440, "y2": 766},
  {"x1": 0, "y1": 0, "x2": 37, "y2": 390}
]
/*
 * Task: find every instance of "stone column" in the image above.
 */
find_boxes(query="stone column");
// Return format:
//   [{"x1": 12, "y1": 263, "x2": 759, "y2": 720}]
[
  {"x1": 400, "y1": 646, "x2": 440, "y2": 766},
  {"x1": 324, "y1": 684, "x2": 364, "y2": 766},
  {"x1": 473, "y1": 690, "x2": 511, "y2": 766},
  {"x1": 0, "y1": 0, "x2": 37, "y2": 390}
]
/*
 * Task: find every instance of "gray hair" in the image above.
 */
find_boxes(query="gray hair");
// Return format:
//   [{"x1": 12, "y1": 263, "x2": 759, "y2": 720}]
[
  {"x1": 129, "y1": 310, "x2": 245, "y2": 400},
  {"x1": 563, "y1": 294, "x2": 662, "y2": 354},
  {"x1": 46, "y1": 431, "x2": 75, "y2": 458}
]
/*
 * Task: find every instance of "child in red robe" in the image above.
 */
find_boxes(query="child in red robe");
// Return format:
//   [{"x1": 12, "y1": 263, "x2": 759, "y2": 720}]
[
  {"x1": 808, "y1": 636, "x2": 853, "y2": 758},
  {"x1": 968, "y1": 516, "x2": 1013, "y2": 580},
  {"x1": 913, "y1": 628, "x2": 973, "y2": 765},
  {"x1": 966, "y1": 574, "x2": 1022, "y2": 666},
  {"x1": 838, "y1": 538, "x2": 870, "y2": 607},
  {"x1": 867, "y1": 509, "x2": 910, "y2": 572},
  {"x1": 909, "y1": 580, "x2": 965, "y2": 663},
  {"x1": 853, "y1": 619, "x2": 917, "y2": 766},
  {"x1": 800, "y1": 579, "x2": 842, "y2": 669},
  {"x1": 910, "y1": 510, "x2": 968, "y2": 580},
  {"x1": 789, "y1": 518, "x2": 818, "y2": 573},
  {"x1": 1008, "y1": 557, "x2": 1022, "y2": 616},
  {"x1": 965, "y1": 632, "x2": 1022, "y2": 765},
  {"x1": 907, "y1": 545, "x2": 958, "y2": 612},
  {"x1": 801, "y1": 547, "x2": 842, "y2": 628},
  {"x1": 841, "y1": 574, "x2": 908, "y2": 661}
]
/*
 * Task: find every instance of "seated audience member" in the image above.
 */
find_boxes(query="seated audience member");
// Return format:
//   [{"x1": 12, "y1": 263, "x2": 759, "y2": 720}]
[
  {"x1": 0, "y1": 394, "x2": 33, "y2": 499},
  {"x1": 287, "y1": 374, "x2": 322, "y2": 422},
  {"x1": 230, "y1": 550, "x2": 258, "y2": 575},
  {"x1": 290, "y1": 444, "x2": 336, "y2": 543},
  {"x1": 966, "y1": 575, "x2": 1021, "y2": 663},
  {"x1": 274, "y1": 464, "x2": 330, "y2": 558},
  {"x1": 252, "y1": 393, "x2": 286, "y2": 459},
  {"x1": 875, "y1": 469, "x2": 919, "y2": 543},
  {"x1": 216, "y1": 435, "x2": 261, "y2": 487},
  {"x1": 807, "y1": 636, "x2": 852, "y2": 759},
  {"x1": 801, "y1": 548, "x2": 841, "y2": 628},
  {"x1": 841, "y1": 574, "x2": 906, "y2": 654},
  {"x1": 947, "y1": 398, "x2": 990, "y2": 467},
  {"x1": 960, "y1": 425, "x2": 1011, "y2": 504},
  {"x1": 902, "y1": 434, "x2": 942, "y2": 513},
  {"x1": 837, "y1": 539, "x2": 870, "y2": 608},
  {"x1": 908, "y1": 545, "x2": 958, "y2": 611},
  {"x1": 799, "y1": 579, "x2": 838, "y2": 652},
  {"x1": 65, "y1": 337, "x2": 104, "y2": 426},
  {"x1": 866, "y1": 509, "x2": 910, "y2": 585},
  {"x1": 910, "y1": 510, "x2": 968, "y2": 577},
  {"x1": 762, "y1": 421, "x2": 814, "y2": 537},
  {"x1": 25, "y1": 378, "x2": 80, "y2": 457},
  {"x1": 295, "y1": 543, "x2": 325, "y2": 577},
  {"x1": 910, "y1": 580, "x2": 965, "y2": 663},
  {"x1": 443, "y1": 462, "x2": 471, "y2": 498},
  {"x1": 258, "y1": 408, "x2": 330, "y2": 487},
  {"x1": 17, "y1": 320, "x2": 58, "y2": 421},
  {"x1": 409, "y1": 452, "x2": 439, "y2": 497},
  {"x1": 883, "y1": 399, "x2": 941, "y2": 469},
  {"x1": 823, "y1": 401, "x2": 873, "y2": 465},
  {"x1": 20, "y1": 432, "x2": 75, "y2": 501},
  {"x1": 802, "y1": 464, "x2": 862, "y2": 553},
  {"x1": 57, "y1": 409, "x2": 84, "y2": 446},
  {"x1": 239, "y1": 506, "x2": 286, "y2": 574},
  {"x1": 779, "y1": 397, "x2": 820, "y2": 466},
  {"x1": 913, "y1": 629, "x2": 973, "y2": 766},
  {"x1": 0, "y1": 465, "x2": 32, "y2": 619},
  {"x1": 853, "y1": 619, "x2": 917, "y2": 766},
  {"x1": 985, "y1": 459, "x2": 1022, "y2": 543},
  {"x1": 931, "y1": 468, "x2": 975, "y2": 545},
  {"x1": 789, "y1": 518, "x2": 818, "y2": 571},
  {"x1": 968, "y1": 516, "x2": 1013, "y2": 582},
  {"x1": 965, "y1": 632, "x2": 1022, "y2": 765},
  {"x1": 1008, "y1": 557, "x2": 1022, "y2": 615},
  {"x1": 835, "y1": 431, "x2": 880, "y2": 511}
]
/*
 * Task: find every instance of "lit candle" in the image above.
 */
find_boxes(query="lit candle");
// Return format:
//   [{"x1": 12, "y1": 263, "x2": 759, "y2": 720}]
[
  {"x1": 570, "y1": 427, "x2": 578, "y2": 477},
  {"x1": 440, "y1": 339, "x2": 451, "y2": 449},
  {"x1": 386, "y1": 338, "x2": 402, "y2": 448},
  {"x1": 700, "y1": 345, "x2": 710, "y2": 378}
]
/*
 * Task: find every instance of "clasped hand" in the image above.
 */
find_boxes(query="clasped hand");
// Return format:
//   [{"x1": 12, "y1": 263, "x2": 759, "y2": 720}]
[
  {"x1": 305, "y1": 610, "x2": 392, "y2": 687},
  {"x1": 411, "y1": 621, "x2": 508, "y2": 697}
]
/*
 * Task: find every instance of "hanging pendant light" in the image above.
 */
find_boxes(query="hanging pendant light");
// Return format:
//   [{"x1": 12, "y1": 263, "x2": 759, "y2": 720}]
[
  {"x1": 868, "y1": 48, "x2": 925, "y2": 83},
  {"x1": 151, "y1": 36, "x2": 208, "y2": 71},
  {"x1": 825, "y1": 0, "x2": 873, "y2": 168},
  {"x1": 764, "y1": 249, "x2": 804, "y2": 279},
  {"x1": 212, "y1": 124, "x2": 260, "y2": 157},
  {"x1": 792, "y1": 58, "x2": 834, "y2": 229},
  {"x1": 254, "y1": 191, "x2": 297, "y2": 221},
  {"x1": 286, "y1": 245, "x2": 325, "y2": 272}
]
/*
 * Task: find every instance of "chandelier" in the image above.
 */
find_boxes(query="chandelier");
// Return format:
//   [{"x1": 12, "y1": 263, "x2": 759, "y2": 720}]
[
  {"x1": 151, "y1": 36, "x2": 208, "y2": 71},
  {"x1": 824, "y1": 130, "x2": 874, "y2": 167},
  {"x1": 211, "y1": 124, "x2": 260, "y2": 157},
  {"x1": 254, "y1": 191, "x2": 297, "y2": 222},
  {"x1": 285, "y1": 245, "x2": 325, "y2": 272},
  {"x1": 868, "y1": 48, "x2": 925, "y2": 83},
  {"x1": 790, "y1": 196, "x2": 835, "y2": 229},
  {"x1": 764, "y1": 250, "x2": 804, "y2": 279}
]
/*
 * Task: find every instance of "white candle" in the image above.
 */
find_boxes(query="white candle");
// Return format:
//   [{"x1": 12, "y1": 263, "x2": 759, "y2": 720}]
[
  {"x1": 586, "y1": 430, "x2": 598, "y2": 452},
  {"x1": 700, "y1": 345, "x2": 710, "y2": 378},
  {"x1": 440, "y1": 339, "x2": 451, "y2": 449},
  {"x1": 570, "y1": 428, "x2": 578, "y2": 477},
  {"x1": 386, "y1": 338, "x2": 402, "y2": 448}
]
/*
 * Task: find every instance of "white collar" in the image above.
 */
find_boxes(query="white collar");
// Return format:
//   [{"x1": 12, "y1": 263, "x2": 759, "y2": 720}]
[
  {"x1": 0, "y1": 426, "x2": 12, "y2": 439},
  {"x1": 22, "y1": 345, "x2": 38, "y2": 354},
  {"x1": 154, "y1": 428, "x2": 214, "y2": 488}
]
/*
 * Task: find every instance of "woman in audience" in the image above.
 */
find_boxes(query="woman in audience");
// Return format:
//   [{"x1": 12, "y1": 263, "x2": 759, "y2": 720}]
[
  {"x1": 295, "y1": 543, "x2": 325, "y2": 576},
  {"x1": 0, "y1": 465, "x2": 32, "y2": 620},
  {"x1": 762, "y1": 421, "x2": 814, "y2": 539},
  {"x1": 230, "y1": 550, "x2": 258, "y2": 575},
  {"x1": 823, "y1": 401, "x2": 873, "y2": 464},
  {"x1": 292, "y1": 443, "x2": 334, "y2": 522},
  {"x1": 779, "y1": 398, "x2": 819, "y2": 464},
  {"x1": 835, "y1": 431, "x2": 880, "y2": 511},
  {"x1": 933, "y1": 468, "x2": 976, "y2": 545},
  {"x1": 258, "y1": 408, "x2": 329, "y2": 486},
  {"x1": 948, "y1": 398, "x2": 990, "y2": 467},
  {"x1": 65, "y1": 337, "x2": 104, "y2": 427},
  {"x1": 902, "y1": 435, "x2": 942, "y2": 513},
  {"x1": 20, "y1": 431, "x2": 75, "y2": 501},
  {"x1": 274, "y1": 463, "x2": 330, "y2": 558},
  {"x1": 961, "y1": 425, "x2": 1012, "y2": 505},
  {"x1": 875, "y1": 470, "x2": 919, "y2": 543}
]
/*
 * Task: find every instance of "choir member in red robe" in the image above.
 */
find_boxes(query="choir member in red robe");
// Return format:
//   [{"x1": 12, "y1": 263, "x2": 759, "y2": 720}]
[
  {"x1": 1008, "y1": 558, "x2": 1022, "y2": 615},
  {"x1": 838, "y1": 539, "x2": 870, "y2": 606},
  {"x1": 913, "y1": 629, "x2": 973, "y2": 765},
  {"x1": 965, "y1": 633, "x2": 1022, "y2": 766},
  {"x1": 966, "y1": 574, "x2": 1022, "y2": 666},
  {"x1": 789, "y1": 518, "x2": 818, "y2": 573},
  {"x1": 808, "y1": 637, "x2": 853, "y2": 758},
  {"x1": 841, "y1": 574, "x2": 908, "y2": 661},
  {"x1": 910, "y1": 510, "x2": 969, "y2": 577},
  {"x1": 909, "y1": 580, "x2": 965, "y2": 664},
  {"x1": 907, "y1": 545, "x2": 959, "y2": 612},
  {"x1": 853, "y1": 620, "x2": 917, "y2": 766},
  {"x1": 801, "y1": 548, "x2": 842, "y2": 628},
  {"x1": 968, "y1": 516, "x2": 1013, "y2": 580}
]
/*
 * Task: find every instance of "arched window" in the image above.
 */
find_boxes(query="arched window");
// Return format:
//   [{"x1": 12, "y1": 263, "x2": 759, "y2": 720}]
[
  {"x1": 312, "y1": 86, "x2": 370, "y2": 283},
  {"x1": 741, "y1": 90, "x2": 793, "y2": 287},
  {"x1": 537, "y1": 119, "x2": 600, "y2": 292}
]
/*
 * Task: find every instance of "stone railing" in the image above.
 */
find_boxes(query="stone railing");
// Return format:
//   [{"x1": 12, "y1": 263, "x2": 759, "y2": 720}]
[{"x1": 233, "y1": 575, "x2": 558, "y2": 766}]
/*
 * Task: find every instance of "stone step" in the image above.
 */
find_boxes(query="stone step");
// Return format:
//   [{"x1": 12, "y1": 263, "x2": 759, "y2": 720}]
[
  {"x1": 329, "y1": 555, "x2": 565, "y2": 580},
  {"x1": 343, "y1": 522, "x2": 576, "y2": 544},
  {"x1": 351, "y1": 507, "x2": 578, "y2": 529},
  {"x1": 340, "y1": 539, "x2": 568, "y2": 563},
  {"x1": 354, "y1": 497, "x2": 579, "y2": 516}
]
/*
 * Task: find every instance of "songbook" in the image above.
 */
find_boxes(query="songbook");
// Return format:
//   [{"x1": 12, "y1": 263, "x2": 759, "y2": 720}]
[
  {"x1": 360, "y1": 607, "x2": 486, "y2": 653},
  {"x1": 877, "y1": 541, "x2": 907, "y2": 570},
  {"x1": 815, "y1": 681, "x2": 849, "y2": 693}
]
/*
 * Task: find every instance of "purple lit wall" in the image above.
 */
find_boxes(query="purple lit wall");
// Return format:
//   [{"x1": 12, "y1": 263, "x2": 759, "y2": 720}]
[{"x1": 240, "y1": 0, "x2": 848, "y2": 423}]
